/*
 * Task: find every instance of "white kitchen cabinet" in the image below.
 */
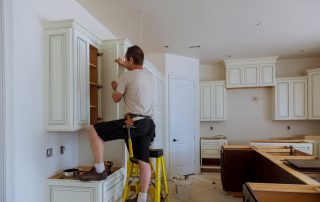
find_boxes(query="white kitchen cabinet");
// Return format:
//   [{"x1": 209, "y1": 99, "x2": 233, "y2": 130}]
[
  {"x1": 225, "y1": 57, "x2": 277, "y2": 88},
  {"x1": 46, "y1": 168, "x2": 124, "y2": 202},
  {"x1": 260, "y1": 64, "x2": 275, "y2": 86},
  {"x1": 200, "y1": 81, "x2": 226, "y2": 121},
  {"x1": 200, "y1": 138, "x2": 228, "y2": 169},
  {"x1": 250, "y1": 142, "x2": 313, "y2": 155},
  {"x1": 44, "y1": 20, "x2": 101, "y2": 131},
  {"x1": 243, "y1": 65, "x2": 259, "y2": 86},
  {"x1": 273, "y1": 76, "x2": 307, "y2": 120},
  {"x1": 307, "y1": 68, "x2": 320, "y2": 120}
]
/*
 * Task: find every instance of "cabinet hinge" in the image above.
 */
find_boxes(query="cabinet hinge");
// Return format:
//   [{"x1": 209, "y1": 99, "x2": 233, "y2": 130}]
[{"x1": 97, "y1": 52, "x2": 103, "y2": 57}]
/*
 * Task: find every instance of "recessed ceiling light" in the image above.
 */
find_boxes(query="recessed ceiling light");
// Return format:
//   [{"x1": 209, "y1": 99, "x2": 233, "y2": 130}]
[
  {"x1": 256, "y1": 22, "x2": 263, "y2": 27},
  {"x1": 189, "y1": 45, "x2": 201, "y2": 48}
]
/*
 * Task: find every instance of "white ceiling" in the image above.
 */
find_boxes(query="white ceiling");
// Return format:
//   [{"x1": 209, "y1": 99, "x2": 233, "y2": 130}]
[{"x1": 77, "y1": 0, "x2": 320, "y2": 64}]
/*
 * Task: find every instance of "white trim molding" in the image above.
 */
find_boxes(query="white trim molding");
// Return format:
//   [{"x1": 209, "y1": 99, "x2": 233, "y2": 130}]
[{"x1": 0, "y1": 0, "x2": 6, "y2": 200}]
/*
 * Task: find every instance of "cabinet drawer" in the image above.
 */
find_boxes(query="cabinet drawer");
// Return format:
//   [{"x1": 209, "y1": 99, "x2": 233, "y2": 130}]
[{"x1": 202, "y1": 148, "x2": 220, "y2": 158}]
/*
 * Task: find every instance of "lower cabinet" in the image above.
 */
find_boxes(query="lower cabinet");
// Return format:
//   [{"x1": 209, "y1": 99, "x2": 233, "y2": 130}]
[
  {"x1": 250, "y1": 142, "x2": 313, "y2": 155},
  {"x1": 46, "y1": 168, "x2": 124, "y2": 202},
  {"x1": 201, "y1": 138, "x2": 228, "y2": 169},
  {"x1": 243, "y1": 183, "x2": 258, "y2": 202}
]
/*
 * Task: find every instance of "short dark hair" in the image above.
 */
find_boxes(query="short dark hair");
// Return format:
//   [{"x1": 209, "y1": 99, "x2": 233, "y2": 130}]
[{"x1": 125, "y1": 45, "x2": 144, "y2": 65}]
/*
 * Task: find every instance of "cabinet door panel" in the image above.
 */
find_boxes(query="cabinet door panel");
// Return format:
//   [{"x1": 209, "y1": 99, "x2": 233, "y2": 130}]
[
  {"x1": 213, "y1": 84, "x2": 226, "y2": 120},
  {"x1": 243, "y1": 65, "x2": 259, "y2": 86},
  {"x1": 74, "y1": 31, "x2": 90, "y2": 129},
  {"x1": 227, "y1": 67, "x2": 241, "y2": 87},
  {"x1": 292, "y1": 80, "x2": 307, "y2": 119},
  {"x1": 260, "y1": 64, "x2": 275, "y2": 86},
  {"x1": 201, "y1": 85, "x2": 212, "y2": 120},
  {"x1": 45, "y1": 28, "x2": 72, "y2": 130},
  {"x1": 309, "y1": 72, "x2": 320, "y2": 119},
  {"x1": 50, "y1": 186, "x2": 95, "y2": 202},
  {"x1": 277, "y1": 82, "x2": 290, "y2": 119}
]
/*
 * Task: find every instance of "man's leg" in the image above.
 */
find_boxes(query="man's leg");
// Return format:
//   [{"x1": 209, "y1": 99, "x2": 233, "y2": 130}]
[
  {"x1": 79, "y1": 125, "x2": 107, "y2": 181},
  {"x1": 88, "y1": 125, "x2": 105, "y2": 164},
  {"x1": 137, "y1": 160, "x2": 151, "y2": 202}
]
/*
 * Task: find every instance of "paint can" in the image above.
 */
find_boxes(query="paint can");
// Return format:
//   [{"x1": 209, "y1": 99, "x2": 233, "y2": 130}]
[{"x1": 174, "y1": 176, "x2": 192, "y2": 200}]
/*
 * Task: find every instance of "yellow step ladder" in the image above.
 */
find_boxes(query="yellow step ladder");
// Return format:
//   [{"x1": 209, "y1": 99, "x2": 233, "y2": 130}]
[{"x1": 122, "y1": 116, "x2": 168, "y2": 202}]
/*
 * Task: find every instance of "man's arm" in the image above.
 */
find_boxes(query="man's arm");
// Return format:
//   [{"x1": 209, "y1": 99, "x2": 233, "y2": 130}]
[
  {"x1": 111, "y1": 80, "x2": 123, "y2": 103},
  {"x1": 112, "y1": 92, "x2": 123, "y2": 103}
]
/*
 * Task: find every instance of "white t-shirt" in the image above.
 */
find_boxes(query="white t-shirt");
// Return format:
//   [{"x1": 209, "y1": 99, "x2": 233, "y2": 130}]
[{"x1": 116, "y1": 68, "x2": 154, "y2": 116}]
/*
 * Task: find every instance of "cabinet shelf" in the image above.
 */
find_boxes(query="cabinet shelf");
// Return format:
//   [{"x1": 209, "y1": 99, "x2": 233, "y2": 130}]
[
  {"x1": 90, "y1": 63, "x2": 97, "y2": 68},
  {"x1": 90, "y1": 82, "x2": 103, "y2": 88}
]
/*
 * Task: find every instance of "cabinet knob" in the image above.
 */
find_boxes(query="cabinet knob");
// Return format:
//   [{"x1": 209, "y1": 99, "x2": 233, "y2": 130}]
[{"x1": 173, "y1": 139, "x2": 178, "y2": 142}]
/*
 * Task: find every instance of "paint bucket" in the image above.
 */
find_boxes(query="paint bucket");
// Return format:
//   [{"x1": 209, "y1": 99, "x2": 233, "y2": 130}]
[{"x1": 174, "y1": 176, "x2": 192, "y2": 200}]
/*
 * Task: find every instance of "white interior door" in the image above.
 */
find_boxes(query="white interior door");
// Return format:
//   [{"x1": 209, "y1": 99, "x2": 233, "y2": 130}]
[
  {"x1": 169, "y1": 76, "x2": 196, "y2": 177},
  {"x1": 0, "y1": 0, "x2": 5, "y2": 200}
]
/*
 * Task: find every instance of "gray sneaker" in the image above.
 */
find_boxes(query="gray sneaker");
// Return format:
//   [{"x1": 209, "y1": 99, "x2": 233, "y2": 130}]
[{"x1": 79, "y1": 167, "x2": 107, "y2": 181}]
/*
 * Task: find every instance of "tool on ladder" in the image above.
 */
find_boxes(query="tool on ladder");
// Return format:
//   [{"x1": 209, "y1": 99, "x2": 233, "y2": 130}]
[{"x1": 122, "y1": 114, "x2": 169, "y2": 202}]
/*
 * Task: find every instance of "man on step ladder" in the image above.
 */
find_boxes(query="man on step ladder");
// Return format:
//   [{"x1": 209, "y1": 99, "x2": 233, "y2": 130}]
[{"x1": 79, "y1": 45, "x2": 155, "y2": 202}]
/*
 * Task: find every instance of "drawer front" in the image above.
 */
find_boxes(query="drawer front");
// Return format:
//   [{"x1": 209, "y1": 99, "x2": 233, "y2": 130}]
[
  {"x1": 49, "y1": 186, "x2": 95, "y2": 202},
  {"x1": 202, "y1": 139, "x2": 227, "y2": 147},
  {"x1": 202, "y1": 148, "x2": 220, "y2": 158}
]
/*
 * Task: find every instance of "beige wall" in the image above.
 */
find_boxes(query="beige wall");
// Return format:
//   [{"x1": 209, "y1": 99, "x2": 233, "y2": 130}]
[{"x1": 200, "y1": 57, "x2": 320, "y2": 144}]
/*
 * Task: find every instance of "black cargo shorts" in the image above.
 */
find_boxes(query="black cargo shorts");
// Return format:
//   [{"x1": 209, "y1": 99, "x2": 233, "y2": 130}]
[{"x1": 93, "y1": 116, "x2": 156, "y2": 163}]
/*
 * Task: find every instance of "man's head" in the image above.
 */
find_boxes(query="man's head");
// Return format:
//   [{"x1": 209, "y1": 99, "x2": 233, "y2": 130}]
[{"x1": 125, "y1": 45, "x2": 144, "y2": 70}]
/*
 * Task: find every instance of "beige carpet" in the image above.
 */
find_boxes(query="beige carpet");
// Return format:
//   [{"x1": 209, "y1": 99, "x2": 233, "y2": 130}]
[{"x1": 164, "y1": 172, "x2": 242, "y2": 202}]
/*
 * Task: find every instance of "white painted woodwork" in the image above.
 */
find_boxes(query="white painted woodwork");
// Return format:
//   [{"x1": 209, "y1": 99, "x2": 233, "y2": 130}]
[
  {"x1": 0, "y1": 0, "x2": 4, "y2": 200},
  {"x1": 46, "y1": 168, "x2": 124, "y2": 202},
  {"x1": 250, "y1": 142, "x2": 314, "y2": 155},
  {"x1": 200, "y1": 139, "x2": 228, "y2": 169},
  {"x1": 227, "y1": 67, "x2": 241, "y2": 87},
  {"x1": 260, "y1": 64, "x2": 275, "y2": 86},
  {"x1": 200, "y1": 81, "x2": 226, "y2": 121},
  {"x1": 100, "y1": 39, "x2": 164, "y2": 168},
  {"x1": 243, "y1": 65, "x2": 259, "y2": 86},
  {"x1": 274, "y1": 77, "x2": 307, "y2": 120},
  {"x1": 44, "y1": 20, "x2": 101, "y2": 131},
  {"x1": 224, "y1": 57, "x2": 277, "y2": 88},
  {"x1": 170, "y1": 76, "x2": 196, "y2": 177},
  {"x1": 307, "y1": 68, "x2": 320, "y2": 120},
  {"x1": 292, "y1": 80, "x2": 307, "y2": 119}
]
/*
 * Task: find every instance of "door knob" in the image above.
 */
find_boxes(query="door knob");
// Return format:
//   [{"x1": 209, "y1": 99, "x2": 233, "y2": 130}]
[{"x1": 173, "y1": 139, "x2": 178, "y2": 142}]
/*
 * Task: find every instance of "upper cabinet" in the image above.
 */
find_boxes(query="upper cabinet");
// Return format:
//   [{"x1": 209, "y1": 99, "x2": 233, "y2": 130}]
[
  {"x1": 44, "y1": 20, "x2": 101, "y2": 131},
  {"x1": 200, "y1": 81, "x2": 227, "y2": 121},
  {"x1": 273, "y1": 76, "x2": 307, "y2": 120},
  {"x1": 224, "y1": 57, "x2": 278, "y2": 88},
  {"x1": 307, "y1": 68, "x2": 320, "y2": 120}
]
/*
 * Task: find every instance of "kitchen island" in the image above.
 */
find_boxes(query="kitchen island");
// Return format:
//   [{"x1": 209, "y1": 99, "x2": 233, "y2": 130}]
[{"x1": 221, "y1": 145, "x2": 320, "y2": 201}]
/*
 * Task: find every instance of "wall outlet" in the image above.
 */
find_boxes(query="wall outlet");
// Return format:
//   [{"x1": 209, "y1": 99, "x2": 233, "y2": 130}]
[
  {"x1": 287, "y1": 125, "x2": 291, "y2": 130},
  {"x1": 46, "y1": 148, "x2": 53, "y2": 157},
  {"x1": 60, "y1": 145, "x2": 65, "y2": 155},
  {"x1": 210, "y1": 126, "x2": 213, "y2": 131}
]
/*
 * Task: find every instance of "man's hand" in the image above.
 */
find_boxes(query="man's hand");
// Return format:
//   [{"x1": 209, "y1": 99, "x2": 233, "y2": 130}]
[
  {"x1": 111, "y1": 81, "x2": 118, "y2": 91},
  {"x1": 114, "y1": 57, "x2": 126, "y2": 67}
]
